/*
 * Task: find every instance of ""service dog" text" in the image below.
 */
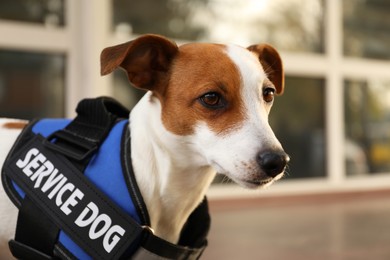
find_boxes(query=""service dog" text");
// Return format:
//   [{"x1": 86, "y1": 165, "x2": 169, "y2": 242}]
[{"x1": 15, "y1": 147, "x2": 125, "y2": 253}]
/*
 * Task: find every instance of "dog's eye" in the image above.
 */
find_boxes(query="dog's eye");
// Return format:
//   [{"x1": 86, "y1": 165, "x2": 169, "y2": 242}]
[
  {"x1": 263, "y1": 88, "x2": 275, "y2": 103},
  {"x1": 199, "y1": 92, "x2": 224, "y2": 109}
]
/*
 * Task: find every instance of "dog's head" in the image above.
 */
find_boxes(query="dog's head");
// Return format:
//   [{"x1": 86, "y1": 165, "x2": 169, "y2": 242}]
[{"x1": 101, "y1": 34, "x2": 289, "y2": 189}]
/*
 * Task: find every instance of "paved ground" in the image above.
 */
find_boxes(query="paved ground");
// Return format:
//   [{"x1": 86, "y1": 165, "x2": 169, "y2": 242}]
[{"x1": 203, "y1": 190, "x2": 390, "y2": 260}]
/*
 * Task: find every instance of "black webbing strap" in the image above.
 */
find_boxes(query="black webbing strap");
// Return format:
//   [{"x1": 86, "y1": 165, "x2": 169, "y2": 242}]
[
  {"x1": 45, "y1": 97, "x2": 130, "y2": 170},
  {"x1": 8, "y1": 97, "x2": 131, "y2": 260},
  {"x1": 138, "y1": 198, "x2": 209, "y2": 260},
  {"x1": 10, "y1": 197, "x2": 59, "y2": 260}
]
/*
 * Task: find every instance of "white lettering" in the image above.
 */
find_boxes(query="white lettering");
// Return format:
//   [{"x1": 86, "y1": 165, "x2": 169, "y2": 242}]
[
  {"x1": 56, "y1": 183, "x2": 75, "y2": 207},
  {"x1": 32, "y1": 161, "x2": 54, "y2": 188},
  {"x1": 15, "y1": 148, "x2": 125, "y2": 253},
  {"x1": 75, "y1": 202, "x2": 99, "y2": 227},
  {"x1": 23, "y1": 154, "x2": 46, "y2": 177},
  {"x1": 103, "y1": 225, "x2": 125, "y2": 253},
  {"x1": 16, "y1": 148, "x2": 39, "y2": 170},
  {"x1": 75, "y1": 202, "x2": 125, "y2": 253},
  {"x1": 47, "y1": 174, "x2": 67, "y2": 199},
  {"x1": 60, "y1": 188, "x2": 84, "y2": 215},
  {"x1": 89, "y1": 214, "x2": 112, "y2": 240},
  {"x1": 42, "y1": 169, "x2": 61, "y2": 193}
]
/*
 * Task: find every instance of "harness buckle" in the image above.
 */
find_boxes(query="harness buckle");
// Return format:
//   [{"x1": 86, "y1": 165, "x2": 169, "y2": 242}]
[
  {"x1": 142, "y1": 225, "x2": 155, "y2": 235},
  {"x1": 44, "y1": 130, "x2": 98, "y2": 161}
]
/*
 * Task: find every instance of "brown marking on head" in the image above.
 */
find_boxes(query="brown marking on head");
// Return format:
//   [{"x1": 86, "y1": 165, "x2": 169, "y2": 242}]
[
  {"x1": 101, "y1": 34, "x2": 178, "y2": 94},
  {"x1": 160, "y1": 43, "x2": 245, "y2": 136},
  {"x1": 247, "y1": 44, "x2": 284, "y2": 95},
  {"x1": 100, "y1": 34, "x2": 284, "y2": 137},
  {"x1": 3, "y1": 121, "x2": 28, "y2": 129}
]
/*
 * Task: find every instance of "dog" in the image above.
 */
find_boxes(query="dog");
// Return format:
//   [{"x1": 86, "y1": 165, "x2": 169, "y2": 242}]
[{"x1": 0, "y1": 34, "x2": 289, "y2": 258}]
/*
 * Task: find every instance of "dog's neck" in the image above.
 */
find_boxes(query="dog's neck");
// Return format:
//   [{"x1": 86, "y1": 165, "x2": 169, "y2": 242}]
[{"x1": 129, "y1": 92, "x2": 216, "y2": 244}]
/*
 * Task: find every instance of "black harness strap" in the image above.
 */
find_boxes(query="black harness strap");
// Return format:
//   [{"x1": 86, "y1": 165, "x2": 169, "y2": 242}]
[
  {"x1": 8, "y1": 97, "x2": 131, "y2": 260},
  {"x1": 10, "y1": 197, "x2": 59, "y2": 260},
  {"x1": 139, "y1": 198, "x2": 209, "y2": 260},
  {"x1": 45, "y1": 97, "x2": 130, "y2": 170}
]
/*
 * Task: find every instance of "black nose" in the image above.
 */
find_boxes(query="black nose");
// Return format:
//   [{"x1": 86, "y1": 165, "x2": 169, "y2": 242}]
[{"x1": 257, "y1": 151, "x2": 289, "y2": 178}]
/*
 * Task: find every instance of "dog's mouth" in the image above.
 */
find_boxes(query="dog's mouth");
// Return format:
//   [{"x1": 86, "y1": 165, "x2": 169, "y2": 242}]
[
  {"x1": 240, "y1": 177, "x2": 275, "y2": 189},
  {"x1": 225, "y1": 174, "x2": 280, "y2": 189},
  {"x1": 211, "y1": 160, "x2": 283, "y2": 188},
  {"x1": 232, "y1": 170, "x2": 285, "y2": 189},
  {"x1": 246, "y1": 179, "x2": 272, "y2": 186}
]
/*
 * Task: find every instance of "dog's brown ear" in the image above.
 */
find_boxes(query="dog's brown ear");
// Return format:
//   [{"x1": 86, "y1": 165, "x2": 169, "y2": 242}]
[
  {"x1": 100, "y1": 34, "x2": 178, "y2": 90},
  {"x1": 247, "y1": 44, "x2": 284, "y2": 95}
]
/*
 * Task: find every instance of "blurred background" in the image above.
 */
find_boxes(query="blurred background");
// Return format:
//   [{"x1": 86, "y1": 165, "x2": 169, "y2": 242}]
[{"x1": 0, "y1": 0, "x2": 390, "y2": 259}]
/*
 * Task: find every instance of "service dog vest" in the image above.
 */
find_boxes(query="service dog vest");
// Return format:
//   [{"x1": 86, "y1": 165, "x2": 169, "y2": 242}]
[{"x1": 1, "y1": 97, "x2": 209, "y2": 260}]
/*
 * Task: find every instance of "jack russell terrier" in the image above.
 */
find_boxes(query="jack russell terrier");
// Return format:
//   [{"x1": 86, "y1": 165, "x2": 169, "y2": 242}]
[{"x1": 0, "y1": 34, "x2": 289, "y2": 259}]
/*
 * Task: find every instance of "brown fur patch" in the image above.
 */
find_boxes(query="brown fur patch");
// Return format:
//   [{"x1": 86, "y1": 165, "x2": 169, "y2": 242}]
[
  {"x1": 159, "y1": 43, "x2": 245, "y2": 136},
  {"x1": 3, "y1": 121, "x2": 28, "y2": 129},
  {"x1": 247, "y1": 44, "x2": 284, "y2": 95}
]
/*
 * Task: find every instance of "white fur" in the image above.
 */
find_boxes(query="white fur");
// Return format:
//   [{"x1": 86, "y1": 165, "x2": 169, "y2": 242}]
[
  {"x1": 0, "y1": 44, "x2": 285, "y2": 257},
  {"x1": 196, "y1": 45, "x2": 283, "y2": 188},
  {"x1": 0, "y1": 119, "x2": 25, "y2": 259},
  {"x1": 130, "y1": 93, "x2": 216, "y2": 242}
]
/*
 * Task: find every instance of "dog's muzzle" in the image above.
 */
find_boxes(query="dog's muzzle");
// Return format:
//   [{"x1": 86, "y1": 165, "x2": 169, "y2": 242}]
[{"x1": 257, "y1": 150, "x2": 290, "y2": 178}]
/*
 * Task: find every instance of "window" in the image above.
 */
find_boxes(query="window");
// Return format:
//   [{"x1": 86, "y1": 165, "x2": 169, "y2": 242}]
[
  {"x1": 270, "y1": 77, "x2": 326, "y2": 179},
  {"x1": 0, "y1": 0, "x2": 74, "y2": 118},
  {"x1": 0, "y1": 0, "x2": 65, "y2": 27},
  {"x1": 345, "y1": 79, "x2": 390, "y2": 176},
  {"x1": 0, "y1": 50, "x2": 65, "y2": 119},
  {"x1": 343, "y1": 0, "x2": 390, "y2": 60},
  {"x1": 112, "y1": 0, "x2": 324, "y2": 53}
]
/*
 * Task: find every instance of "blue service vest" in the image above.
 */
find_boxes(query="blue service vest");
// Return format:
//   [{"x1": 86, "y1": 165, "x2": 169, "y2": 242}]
[
  {"x1": 8, "y1": 119, "x2": 145, "y2": 259},
  {"x1": 2, "y1": 118, "x2": 209, "y2": 260},
  {"x1": 2, "y1": 97, "x2": 209, "y2": 260}
]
